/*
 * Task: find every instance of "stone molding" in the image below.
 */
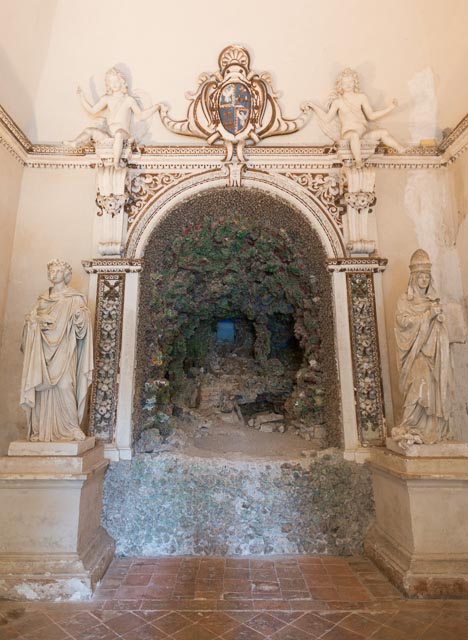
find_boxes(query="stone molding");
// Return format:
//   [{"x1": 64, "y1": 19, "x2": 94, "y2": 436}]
[{"x1": 2, "y1": 103, "x2": 468, "y2": 169}]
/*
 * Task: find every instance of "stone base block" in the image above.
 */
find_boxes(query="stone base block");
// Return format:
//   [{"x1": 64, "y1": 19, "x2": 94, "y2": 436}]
[
  {"x1": 0, "y1": 443, "x2": 115, "y2": 601},
  {"x1": 365, "y1": 523, "x2": 468, "y2": 598},
  {"x1": 0, "y1": 527, "x2": 114, "y2": 601},
  {"x1": 365, "y1": 446, "x2": 468, "y2": 598}
]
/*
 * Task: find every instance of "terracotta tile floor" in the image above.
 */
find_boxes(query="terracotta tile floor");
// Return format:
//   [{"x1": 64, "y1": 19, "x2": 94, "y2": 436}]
[{"x1": 2, "y1": 556, "x2": 468, "y2": 639}]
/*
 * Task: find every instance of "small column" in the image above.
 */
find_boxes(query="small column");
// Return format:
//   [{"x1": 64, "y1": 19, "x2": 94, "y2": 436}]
[
  {"x1": 83, "y1": 258, "x2": 143, "y2": 460},
  {"x1": 365, "y1": 441, "x2": 468, "y2": 597},
  {"x1": 327, "y1": 257, "x2": 388, "y2": 458},
  {"x1": 0, "y1": 438, "x2": 114, "y2": 601}
]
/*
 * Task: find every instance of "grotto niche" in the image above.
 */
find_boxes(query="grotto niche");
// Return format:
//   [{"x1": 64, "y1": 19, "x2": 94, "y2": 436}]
[{"x1": 134, "y1": 188, "x2": 340, "y2": 458}]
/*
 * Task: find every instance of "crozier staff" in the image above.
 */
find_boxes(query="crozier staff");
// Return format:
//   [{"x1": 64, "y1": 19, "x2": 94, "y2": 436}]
[{"x1": 20, "y1": 260, "x2": 93, "y2": 442}]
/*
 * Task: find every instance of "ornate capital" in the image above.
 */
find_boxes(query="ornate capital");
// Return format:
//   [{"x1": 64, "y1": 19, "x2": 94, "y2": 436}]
[
  {"x1": 96, "y1": 193, "x2": 127, "y2": 218},
  {"x1": 343, "y1": 191, "x2": 376, "y2": 213}
]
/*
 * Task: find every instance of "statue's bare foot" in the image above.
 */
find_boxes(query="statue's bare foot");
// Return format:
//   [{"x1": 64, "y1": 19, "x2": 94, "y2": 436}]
[
  {"x1": 70, "y1": 428, "x2": 86, "y2": 441},
  {"x1": 30, "y1": 434, "x2": 39, "y2": 442},
  {"x1": 63, "y1": 140, "x2": 78, "y2": 148}
]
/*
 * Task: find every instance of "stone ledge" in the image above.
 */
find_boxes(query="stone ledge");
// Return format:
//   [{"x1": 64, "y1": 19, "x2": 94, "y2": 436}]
[
  {"x1": 8, "y1": 436, "x2": 95, "y2": 457},
  {"x1": 386, "y1": 437, "x2": 468, "y2": 458},
  {"x1": 0, "y1": 444, "x2": 107, "y2": 478},
  {"x1": 368, "y1": 446, "x2": 468, "y2": 479}
]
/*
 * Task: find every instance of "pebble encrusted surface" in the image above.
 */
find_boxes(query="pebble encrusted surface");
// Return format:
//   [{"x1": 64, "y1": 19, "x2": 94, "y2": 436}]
[{"x1": 102, "y1": 451, "x2": 374, "y2": 557}]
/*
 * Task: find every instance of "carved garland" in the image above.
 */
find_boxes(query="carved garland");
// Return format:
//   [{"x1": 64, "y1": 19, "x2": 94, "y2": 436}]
[
  {"x1": 347, "y1": 272, "x2": 385, "y2": 445},
  {"x1": 89, "y1": 273, "x2": 125, "y2": 441}
]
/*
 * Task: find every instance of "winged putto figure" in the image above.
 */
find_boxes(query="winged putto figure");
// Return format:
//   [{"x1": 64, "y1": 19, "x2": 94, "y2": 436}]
[{"x1": 159, "y1": 45, "x2": 313, "y2": 162}]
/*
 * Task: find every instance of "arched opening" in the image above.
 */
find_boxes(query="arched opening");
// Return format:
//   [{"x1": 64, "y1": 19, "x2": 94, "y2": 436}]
[{"x1": 132, "y1": 187, "x2": 341, "y2": 456}]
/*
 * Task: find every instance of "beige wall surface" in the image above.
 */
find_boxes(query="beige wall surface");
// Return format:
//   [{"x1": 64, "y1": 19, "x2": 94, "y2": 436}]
[
  {"x1": 0, "y1": 0, "x2": 58, "y2": 138},
  {"x1": 0, "y1": 167, "x2": 95, "y2": 454},
  {"x1": 0, "y1": 0, "x2": 466, "y2": 145},
  {"x1": 376, "y1": 166, "x2": 468, "y2": 440},
  {"x1": 0, "y1": 146, "x2": 23, "y2": 349}
]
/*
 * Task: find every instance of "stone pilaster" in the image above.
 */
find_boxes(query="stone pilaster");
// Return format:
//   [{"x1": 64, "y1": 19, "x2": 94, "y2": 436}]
[
  {"x1": 327, "y1": 258, "x2": 388, "y2": 449},
  {"x1": 83, "y1": 259, "x2": 142, "y2": 453}
]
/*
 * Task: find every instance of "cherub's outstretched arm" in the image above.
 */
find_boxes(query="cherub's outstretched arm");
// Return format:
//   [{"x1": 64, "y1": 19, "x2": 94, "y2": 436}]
[
  {"x1": 129, "y1": 98, "x2": 160, "y2": 121},
  {"x1": 361, "y1": 95, "x2": 397, "y2": 122},
  {"x1": 78, "y1": 87, "x2": 108, "y2": 116},
  {"x1": 308, "y1": 100, "x2": 339, "y2": 123}
]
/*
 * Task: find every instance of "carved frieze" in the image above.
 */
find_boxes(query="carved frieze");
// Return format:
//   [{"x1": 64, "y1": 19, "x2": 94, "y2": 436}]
[
  {"x1": 126, "y1": 172, "x2": 185, "y2": 227},
  {"x1": 281, "y1": 172, "x2": 343, "y2": 229},
  {"x1": 89, "y1": 273, "x2": 125, "y2": 442},
  {"x1": 347, "y1": 272, "x2": 385, "y2": 445}
]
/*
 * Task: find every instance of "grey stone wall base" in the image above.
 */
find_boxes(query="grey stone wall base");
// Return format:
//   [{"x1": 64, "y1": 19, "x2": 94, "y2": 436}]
[{"x1": 103, "y1": 451, "x2": 374, "y2": 556}]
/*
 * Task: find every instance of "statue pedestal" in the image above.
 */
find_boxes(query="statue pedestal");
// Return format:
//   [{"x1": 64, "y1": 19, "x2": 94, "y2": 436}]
[
  {"x1": 0, "y1": 438, "x2": 115, "y2": 601},
  {"x1": 364, "y1": 442, "x2": 468, "y2": 597}
]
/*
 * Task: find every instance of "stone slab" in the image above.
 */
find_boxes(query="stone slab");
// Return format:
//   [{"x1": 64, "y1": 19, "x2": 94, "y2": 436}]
[
  {"x1": 0, "y1": 444, "x2": 106, "y2": 477},
  {"x1": 8, "y1": 436, "x2": 95, "y2": 457},
  {"x1": 369, "y1": 446, "x2": 468, "y2": 478},
  {"x1": 386, "y1": 437, "x2": 468, "y2": 458}
]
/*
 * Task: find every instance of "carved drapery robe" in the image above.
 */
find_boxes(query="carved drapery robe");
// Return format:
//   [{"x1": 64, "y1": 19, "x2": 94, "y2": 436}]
[
  {"x1": 20, "y1": 287, "x2": 93, "y2": 441},
  {"x1": 395, "y1": 293, "x2": 451, "y2": 444}
]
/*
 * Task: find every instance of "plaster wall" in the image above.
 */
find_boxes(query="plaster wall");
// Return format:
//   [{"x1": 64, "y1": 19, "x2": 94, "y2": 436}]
[
  {"x1": 3, "y1": 0, "x2": 465, "y2": 146},
  {"x1": 0, "y1": 147, "x2": 23, "y2": 349},
  {"x1": 0, "y1": 167, "x2": 95, "y2": 454},
  {"x1": 0, "y1": 0, "x2": 58, "y2": 139}
]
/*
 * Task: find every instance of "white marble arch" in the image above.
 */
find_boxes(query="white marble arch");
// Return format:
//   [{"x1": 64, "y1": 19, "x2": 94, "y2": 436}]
[{"x1": 93, "y1": 167, "x2": 387, "y2": 461}]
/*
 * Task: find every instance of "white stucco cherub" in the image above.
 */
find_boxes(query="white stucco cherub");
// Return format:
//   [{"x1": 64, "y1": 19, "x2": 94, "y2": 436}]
[
  {"x1": 64, "y1": 67, "x2": 160, "y2": 168},
  {"x1": 309, "y1": 68, "x2": 406, "y2": 167}
]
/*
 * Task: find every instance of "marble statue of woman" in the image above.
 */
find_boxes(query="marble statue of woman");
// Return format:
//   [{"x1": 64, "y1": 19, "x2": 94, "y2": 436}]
[
  {"x1": 64, "y1": 67, "x2": 160, "y2": 168},
  {"x1": 20, "y1": 260, "x2": 93, "y2": 442},
  {"x1": 392, "y1": 249, "x2": 452, "y2": 446},
  {"x1": 309, "y1": 68, "x2": 406, "y2": 167}
]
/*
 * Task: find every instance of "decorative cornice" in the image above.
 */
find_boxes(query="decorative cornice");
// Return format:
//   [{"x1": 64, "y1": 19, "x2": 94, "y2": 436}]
[
  {"x1": 82, "y1": 258, "x2": 144, "y2": 274},
  {"x1": 1, "y1": 104, "x2": 468, "y2": 170},
  {"x1": 326, "y1": 257, "x2": 388, "y2": 273}
]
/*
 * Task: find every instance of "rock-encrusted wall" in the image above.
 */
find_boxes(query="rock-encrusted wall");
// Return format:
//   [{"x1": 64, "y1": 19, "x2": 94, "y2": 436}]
[{"x1": 102, "y1": 451, "x2": 374, "y2": 556}]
